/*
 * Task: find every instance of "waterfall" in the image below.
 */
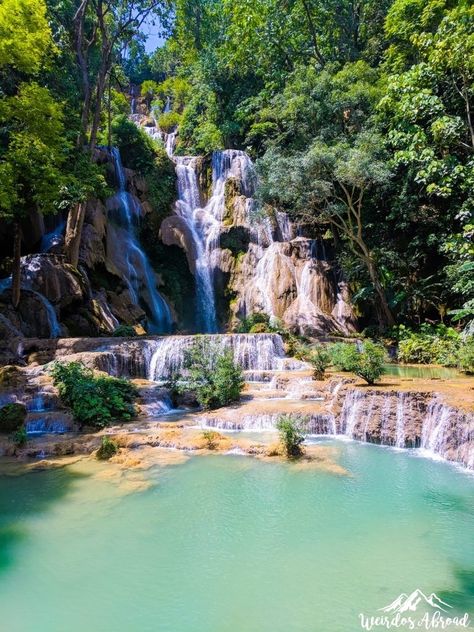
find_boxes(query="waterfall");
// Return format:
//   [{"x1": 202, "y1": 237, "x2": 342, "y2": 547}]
[
  {"x1": 395, "y1": 392, "x2": 407, "y2": 447},
  {"x1": 147, "y1": 333, "x2": 287, "y2": 380},
  {"x1": 174, "y1": 156, "x2": 218, "y2": 332},
  {"x1": 107, "y1": 147, "x2": 172, "y2": 334},
  {"x1": 169, "y1": 149, "x2": 256, "y2": 332},
  {"x1": 41, "y1": 219, "x2": 66, "y2": 253},
  {"x1": 340, "y1": 389, "x2": 365, "y2": 438}
]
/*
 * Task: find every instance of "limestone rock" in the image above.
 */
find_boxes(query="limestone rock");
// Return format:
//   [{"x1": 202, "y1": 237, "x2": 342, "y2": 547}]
[
  {"x1": 160, "y1": 216, "x2": 198, "y2": 272},
  {"x1": 20, "y1": 254, "x2": 87, "y2": 309}
]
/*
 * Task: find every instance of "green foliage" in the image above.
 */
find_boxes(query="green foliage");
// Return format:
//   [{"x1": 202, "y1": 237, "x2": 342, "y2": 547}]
[
  {"x1": 276, "y1": 414, "x2": 307, "y2": 459},
  {"x1": 0, "y1": 82, "x2": 67, "y2": 223},
  {"x1": 306, "y1": 346, "x2": 332, "y2": 380},
  {"x1": 0, "y1": 403, "x2": 27, "y2": 433},
  {"x1": 158, "y1": 111, "x2": 181, "y2": 133},
  {"x1": 0, "y1": 0, "x2": 54, "y2": 73},
  {"x1": 110, "y1": 115, "x2": 176, "y2": 224},
  {"x1": 236, "y1": 312, "x2": 270, "y2": 333},
  {"x1": 201, "y1": 430, "x2": 220, "y2": 450},
  {"x1": 112, "y1": 325, "x2": 137, "y2": 338},
  {"x1": 458, "y1": 338, "x2": 474, "y2": 375},
  {"x1": 329, "y1": 343, "x2": 360, "y2": 372},
  {"x1": 96, "y1": 436, "x2": 119, "y2": 460},
  {"x1": 298, "y1": 343, "x2": 332, "y2": 379},
  {"x1": 396, "y1": 324, "x2": 460, "y2": 365},
  {"x1": 179, "y1": 337, "x2": 244, "y2": 410},
  {"x1": 141, "y1": 80, "x2": 161, "y2": 107},
  {"x1": 352, "y1": 341, "x2": 387, "y2": 385},
  {"x1": 50, "y1": 362, "x2": 138, "y2": 428},
  {"x1": 11, "y1": 426, "x2": 27, "y2": 447}
]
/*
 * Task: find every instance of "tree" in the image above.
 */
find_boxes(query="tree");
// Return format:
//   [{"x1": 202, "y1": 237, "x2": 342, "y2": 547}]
[
  {"x1": 0, "y1": 0, "x2": 54, "y2": 72},
  {"x1": 276, "y1": 414, "x2": 307, "y2": 458},
  {"x1": 65, "y1": 0, "x2": 170, "y2": 268},
  {"x1": 257, "y1": 132, "x2": 395, "y2": 327},
  {"x1": 352, "y1": 340, "x2": 386, "y2": 385},
  {"x1": 0, "y1": 83, "x2": 67, "y2": 307},
  {"x1": 179, "y1": 337, "x2": 244, "y2": 409}
]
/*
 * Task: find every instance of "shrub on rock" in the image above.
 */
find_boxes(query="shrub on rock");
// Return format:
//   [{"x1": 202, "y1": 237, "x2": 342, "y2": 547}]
[
  {"x1": 0, "y1": 403, "x2": 27, "y2": 433},
  {"x1": 96, "y1": 436, "x2": 118, "y2": 460},
  {"x1": 179, "y1": 337, "x2": 244, "y2": 410},
  {"x1": 51, "y1": 362, "x2": 138, "y2": 428}
]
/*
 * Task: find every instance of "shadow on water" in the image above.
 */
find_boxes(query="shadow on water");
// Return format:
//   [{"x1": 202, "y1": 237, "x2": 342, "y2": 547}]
[
  {"x1": 0, "y1": 467, "x2": 90, "y2": 577},
  {"x1": 437, "y1": 567, "x2": 474, "y2": 615},
  {"x1": 423, "y1": 489, "x2": 474, "y2": 514}
]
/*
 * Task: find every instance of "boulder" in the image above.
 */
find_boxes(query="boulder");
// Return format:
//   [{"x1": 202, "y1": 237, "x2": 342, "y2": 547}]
[
  {"x1": 20, "y1": 254, "x2": 87, "y2": 309},
  {"x1": 160, "y1": 216, "x2": 198, "y2": 273},
  {"x1": 80, "y1": 223, "x2": 106, "y2": 269}
]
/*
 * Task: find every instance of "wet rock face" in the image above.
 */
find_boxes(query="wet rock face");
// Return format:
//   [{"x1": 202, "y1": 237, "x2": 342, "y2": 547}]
[
  {"x1": 21, "y1": 254, "x2": 87, "y2": 309},
  {"x1": 0, "y1": 289, "x2": 61, "y2": 339}
]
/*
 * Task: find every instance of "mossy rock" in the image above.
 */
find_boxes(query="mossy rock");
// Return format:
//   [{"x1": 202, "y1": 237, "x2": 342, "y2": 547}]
[
  {"x1": 0, "y1": 365, "x2": 25, "y2": 388},
  {"x1": 0, "y1": 403, "x2": 27, "y2": 433},
  {"x1": 96, "y1": 437, "x2": 118, "y2": 460},
  {"x1": 249, "y1": 323, "x2": 270, "y2": 334}
]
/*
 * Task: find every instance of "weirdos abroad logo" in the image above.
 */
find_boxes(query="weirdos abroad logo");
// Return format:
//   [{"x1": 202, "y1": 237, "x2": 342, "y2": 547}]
[{"x1": 359, "y1": 589, "x2": 471, "y2": 630}]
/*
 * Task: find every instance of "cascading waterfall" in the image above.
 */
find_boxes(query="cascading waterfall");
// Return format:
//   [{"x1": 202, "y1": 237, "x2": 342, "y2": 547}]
[
  {"x1": 147, "y1": 333, "x2": 287, "y2": 380},
  {"x1": 174, "y1": 156, "x2": 218, "y2": 332},
  {"x1": 107, "y1": 147, "x2": 172, "y2": 334}
]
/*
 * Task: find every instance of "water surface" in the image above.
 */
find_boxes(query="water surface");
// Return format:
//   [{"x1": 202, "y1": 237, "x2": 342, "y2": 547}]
[{"x1": 0, "y1": 442, "x2": 473, "y2": 632}]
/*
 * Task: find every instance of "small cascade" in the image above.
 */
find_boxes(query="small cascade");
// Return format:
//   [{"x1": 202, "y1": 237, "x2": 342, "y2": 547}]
[
  {"x1": 40, "y1": 219, "x2": 66, "y2": 253},
  {"x1": 340, "y1": 389, "x2": 366, "y2": 438},
  {"x1": 395, "y1": 392, "x2": 407, "y2": 447},
  {"x1": 200, "y1": 412, "x2": 334, "y2": 434},
  {"x1": 107, "y1": 147, "x2": 172, "y2": 333},
  {"x1": 25, "y1": 414, "x2": 73, "y2": 434},
  {"x1": 147, "y1": 333, "x2": 287, "y2": 380}
]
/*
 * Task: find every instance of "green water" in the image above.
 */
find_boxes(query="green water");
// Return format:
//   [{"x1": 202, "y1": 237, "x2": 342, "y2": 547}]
[
  {"x1": 0, "y1": 442, "x2": 473, "y2": 632},
  {"x1": 383, "y1": 363, "x2": 461, "y2": 379}
]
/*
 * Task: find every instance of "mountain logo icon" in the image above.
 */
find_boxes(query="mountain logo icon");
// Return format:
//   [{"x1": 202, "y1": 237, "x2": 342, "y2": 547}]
[{"x1": 379, "y1": 590, "x2": 452, "y2": 614}]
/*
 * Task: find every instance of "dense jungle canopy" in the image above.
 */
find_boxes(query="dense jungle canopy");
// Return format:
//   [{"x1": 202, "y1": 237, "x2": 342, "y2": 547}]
[{"x1": 0, "y1": 0, "x2": 473, "y2": 333}]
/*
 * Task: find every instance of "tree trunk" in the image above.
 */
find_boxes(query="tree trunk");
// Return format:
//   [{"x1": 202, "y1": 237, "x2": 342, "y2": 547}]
[
  {"x1": 89, "y1": 59, "x2": 109, "y2": 152},
  {"x1": 64, "y1": 201, "x2": 86, "y2": 268},
  {"x1": 366, "y1": 258, "x2": 395, "y2": 328},
  {"x1": 12, "y1": 221, "x2": 22, "y2": 309},
  {"x1": 74, "y1": 0, "x2": 92, "y2": 148}
]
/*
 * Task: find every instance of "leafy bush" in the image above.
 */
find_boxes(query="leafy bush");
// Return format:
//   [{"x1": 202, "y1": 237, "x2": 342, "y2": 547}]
[
  {"x1": 396, "y1": 324, "x2": 460, "y2": 365},
  {"x1": 236, "y1": 312, "x2": 270, "y2": 333},
  {"x1": 202, "y1": 430, "x2": 220, "y2": 450},
  {"x1": 328, "y1": 342, "x2": 360, "y2": 371},
  {"x1": 0, "y1": 403, "x2": 27, "y2": 433},
  {"x1": 96, "y1": 436, "x2": 118, "y2": 460},
  {"x1": 297, "y1": 344, "x2": 331, "y2": 379},
  {"x1": 11, "y1": 426, "x2": 27, "y2": 447},
  {"x1": 352, "y1": 341, "x2": 386, "y2": 385},
  {"x1": 249, "y1": 322, "x2": 269, "y2": 334},
  {"x1": 276, "y1": 414, "x2": 307, "y2": 458},
  {"x1": 51, "y1": 362, "x2": 138, "y2": 428},
  {"x1": 179, "y1": 338, "x2": 244, "y2": 410},
  {"x1": 112, "y1": 325, "x2": 137, "y2": 338},
  {"x1": 158, "y1": 111, "x2": 181, "y2": 132},
  {"x1": 458, "y1": 337, "x2": 474, "y2": 374}
]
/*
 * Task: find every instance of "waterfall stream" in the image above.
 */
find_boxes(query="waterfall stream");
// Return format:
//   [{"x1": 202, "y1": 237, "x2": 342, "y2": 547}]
[{"x1": 107, "y1": 147, "x2": 172, "y2": 334}]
